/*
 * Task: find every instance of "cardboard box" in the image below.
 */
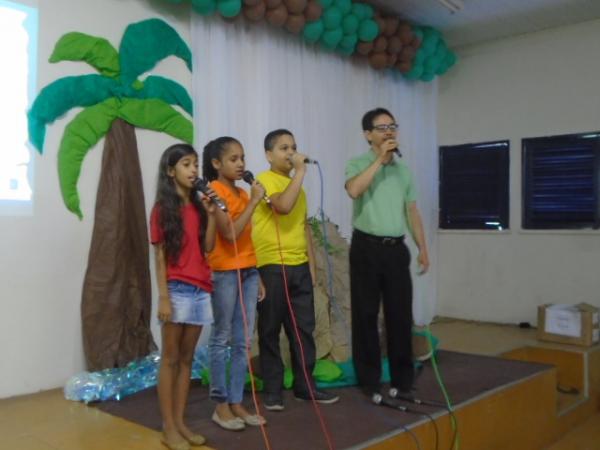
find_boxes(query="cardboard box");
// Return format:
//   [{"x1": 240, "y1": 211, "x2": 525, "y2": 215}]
[{"x1": 537, "y1": 303, "x2": 599, "y2": 347}]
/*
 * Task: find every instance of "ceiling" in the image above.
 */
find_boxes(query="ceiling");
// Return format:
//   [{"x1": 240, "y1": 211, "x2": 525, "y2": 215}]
[{"x1": 371, "y1": 0, "x2": 600, "y2": 47}]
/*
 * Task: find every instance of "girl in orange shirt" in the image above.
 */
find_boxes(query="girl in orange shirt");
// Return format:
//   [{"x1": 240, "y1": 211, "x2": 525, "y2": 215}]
[{"x1": 202, "y1": 137, "x2": 267, "y2": 430}]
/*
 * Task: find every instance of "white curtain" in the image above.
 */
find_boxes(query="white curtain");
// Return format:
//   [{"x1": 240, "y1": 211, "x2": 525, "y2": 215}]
[{"x1": 192, "y1": 16, "x2": 438, "y2": 324}]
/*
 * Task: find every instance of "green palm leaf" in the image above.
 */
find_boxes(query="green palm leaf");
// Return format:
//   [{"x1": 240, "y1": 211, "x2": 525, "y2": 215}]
[
  {"x1": 119, "y1": 18, "x2": 192, "y2": 87},
  {"x1": 28, "y1": 75, "x2": 120, "y2": 153},
  {"x1": 58, "y1": 99, "x2": 120, "y2": 218},
  {"x1": 117, "y1": 98, "x2": 193, "y2": 144},
  {"x1": 134, "y1": 76, "x2": 193, "y2": 116},
  {"x1": 49, "y1": 32, "x2": 120, "y2": 78}
]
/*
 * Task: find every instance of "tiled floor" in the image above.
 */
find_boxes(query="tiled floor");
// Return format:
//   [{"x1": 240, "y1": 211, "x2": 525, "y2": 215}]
[{"x1": 0, "y1": 320, "x2": 597, "y2": 450}]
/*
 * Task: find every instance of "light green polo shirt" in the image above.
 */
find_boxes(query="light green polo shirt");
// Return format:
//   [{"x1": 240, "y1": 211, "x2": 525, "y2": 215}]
[{"x1": 345, "y1": 150, "x2": 417, "y2": 237}]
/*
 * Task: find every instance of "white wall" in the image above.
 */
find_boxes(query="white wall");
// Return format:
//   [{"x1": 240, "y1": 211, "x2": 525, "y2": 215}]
[
  {"x1": 437, "y1": 19, "x2": 600, "y2": 324},
  {"x1": 0, "y1": 0, "x2": 192, "y2": 398}
]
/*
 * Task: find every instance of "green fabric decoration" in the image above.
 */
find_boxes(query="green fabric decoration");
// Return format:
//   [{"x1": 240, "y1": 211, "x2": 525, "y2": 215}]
[
  {"x1": 303, "y1": 20, "x2": 325, "y2": 44},
  {"x1": 283, "y1": 367, "x2": 294, "y2": 389},
  {"x1": 29, "y1": 18, "x2": 195, "y2": 217},
  {"x1": 245, "y1": 373, "x2": 264, "y2": 391},
  {"x1": 119, "y1": 18, "x2": 192, "y2": 87},
  {"x1": 217, "y1": 0, "x2": 242, "y2": 17},
  {"x1": 322, "y1": 6, "x2": 342, "y2": 30},
  {"x1": 118, "y1": 98, "x2": 193, "y2": 144},
  {"x1": 135, "y1": 75, "x2": 194, "y2": 116},
  {"x1": 342, "y1": 13, "x2": 359, "y2": 35},
  {"x1": 357, "y1": 19, "x2": 379, "y2": 42},
  {"x1": 313, "y1": 359, "x2": 343, "y2": 382},
  {"x1": 49, "y1": 32, "x2": 120, "y2": 79},
  {"x1": 192, "y1": 0, "x2": 218, "y2": 15},
  {"x1": 58, "y1": 99, "x2": 119, "y2": 218},
  {"x1": 28, "y1": 75, "x2": 120, "y2": 153}
]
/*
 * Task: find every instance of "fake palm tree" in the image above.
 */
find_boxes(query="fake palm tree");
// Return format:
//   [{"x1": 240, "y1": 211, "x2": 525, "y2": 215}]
[{"x1": 28, "y1": 18, "x2": 194, "y2": 371}]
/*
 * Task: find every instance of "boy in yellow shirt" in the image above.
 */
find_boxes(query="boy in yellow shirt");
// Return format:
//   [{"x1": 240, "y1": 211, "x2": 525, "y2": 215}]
[{"x1": 252, "y1": 129, "x2": 339, "y2": 410}]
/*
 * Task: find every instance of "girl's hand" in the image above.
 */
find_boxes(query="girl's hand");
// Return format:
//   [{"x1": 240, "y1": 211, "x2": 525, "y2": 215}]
[
  {"x1": 258, "y1": 277, "x2": 266, "y2": 302},
  {"x1": 158, "y1": 296, "x2": 172, "y2": 322},
  {"x1": 250, "y1": 181, "x2": 266, "y2": 205},
  {"x1": 200, "y1": 190, "x2": 217, "y2": 215}
]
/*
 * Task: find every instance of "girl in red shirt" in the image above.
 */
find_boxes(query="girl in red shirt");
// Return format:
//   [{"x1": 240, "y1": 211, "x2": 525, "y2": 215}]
[{"x1": 150, "y1": 143, "x2": 216, "y2": 450}]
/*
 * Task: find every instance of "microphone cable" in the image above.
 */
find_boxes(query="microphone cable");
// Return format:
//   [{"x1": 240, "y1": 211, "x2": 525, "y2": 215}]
[
  {"x1": 272, "y1": 208, "x2": 336, "y2": 450},
  {"x1": 225, "y1": 213, "x2": 272, "y2": 450},
  {"x1": 314, "y1": 162, "x2": 351, "y2": 347},
  {"x1": 371, "y1": 394, "x2": 422, "y2": 450}
]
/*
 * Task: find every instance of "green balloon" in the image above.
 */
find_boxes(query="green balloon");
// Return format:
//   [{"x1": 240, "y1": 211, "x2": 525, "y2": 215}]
[
  {"x1": 217, "y1": 0, "x2": 241, "y2": 17},
  {"x1": 436, "y1": 63, "x2": 448, "y2": 75},
  {"x1": 192, "y1": 0, "x2": 217, "y2": 15},
  {"x1": 404, "y1": 64, "x2": 424, "y2": 80},
  {"x1": 420, "y1": 71, "x2": 436, "y2": 82},
  {"x1": 412, "y1": 27, "x2": 424, "y2": 41},
  {"x1": 334, "y1": 0, "x2": 352, "y2": 15},
  {"x1": 338, "y1": 43, "x2": 355, "y2": 56},
  {"x1": 358, "y1": 19, "x2": 379, "y2": 42},
  {"x1": 165, "y1": 0, "x2": 185, "y2": 3},
  {"x1": 414, "y1": 48, "x2": 426, "y2": 65},
  {"x1": 303, "y1": 20, "x2": 325, "y2": 43},
  {"x1": 362, "y1": 3, "x2": 374, "y2": 19},
  {"x1": 321, "y1": 28, "x2": 343, "y2": 49},
  {"x1": 318, "y1": 0, "x2": 334, "y2": 8},
  {"x1": 422, "y1": 39, "x2": 437, "y2": 56},
  {"x1": 340, "y1": 33, "x2": 358, "y2": 49},
  {"x1": 323, "y1": 6, "x2": 343, "y2": 30},
  {"x1": 342, "y1": 13, "x2": 359, "y2": 34},
  {"x1": 444, "y1": 51, "x2": 457, "y2": 67},
  {"x1": 351, "y1": 3, "x2": 367, "y2": 20},
  {"x1": 424, "y1": 56, "x2": 441, "y2": 73}
]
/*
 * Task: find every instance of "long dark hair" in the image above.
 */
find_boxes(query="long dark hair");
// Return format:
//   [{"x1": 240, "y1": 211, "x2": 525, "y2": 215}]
[
  {"x1": 202, "y1": 137, "x2": 241, "y2": 181},
  {"x1": 155, "y1": 143, "x2": 207, "y2": 263}
]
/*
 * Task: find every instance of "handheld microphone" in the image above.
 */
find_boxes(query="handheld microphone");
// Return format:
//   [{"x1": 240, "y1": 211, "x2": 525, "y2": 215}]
[
  {"x1": 393, "y1": 148, "x2": 402, "y2": 158},
  {"x1": 303, "y1": 157, "x2": 318, "y2": 164},
  {"x1": 389, "y1": 388, "x2": 420, "y2": 404},
  {"x1": 193, "y1": 178, "x2": 228, "y2": 212},
  {"x1": 371, "y1": 393, "x2": 407, "y2": 412},
  {"x1": 241, "y1": 170, "x2": 271, "y2": 204}
]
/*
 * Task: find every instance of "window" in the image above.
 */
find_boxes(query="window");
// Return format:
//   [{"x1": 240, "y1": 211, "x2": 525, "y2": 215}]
[
  {"x1": 522, "y1": 132, "x2": 600, "y2": 230},
  {"x1": 439, "y1": 141, "x2": 509, "y2": 230},
  {"x1": 0, "y1": 0, "x2": 38, "y2": 215}
]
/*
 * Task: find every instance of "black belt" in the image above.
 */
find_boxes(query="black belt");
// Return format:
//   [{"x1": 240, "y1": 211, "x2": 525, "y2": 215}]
[{"x1": 353, "y1": 229, "x2": 405, "y2": 246}]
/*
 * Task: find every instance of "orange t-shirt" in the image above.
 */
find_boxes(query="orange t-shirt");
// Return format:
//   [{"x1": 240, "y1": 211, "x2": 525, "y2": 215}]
[{"x1": 208, "y1": 180, "x2": 257, "y2": 271}]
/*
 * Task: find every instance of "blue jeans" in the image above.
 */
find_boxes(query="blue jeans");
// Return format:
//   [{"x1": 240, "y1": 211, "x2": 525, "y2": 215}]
[{"x1": 209, "y1": 268, "x2": 259, "y2": 404}]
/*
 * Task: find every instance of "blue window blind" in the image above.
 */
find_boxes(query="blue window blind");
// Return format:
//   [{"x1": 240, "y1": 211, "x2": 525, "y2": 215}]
[
  {"x1": 439, "y1": 141, "x2": 509, "y2": 230},
  {"x1": 522, "y1": 132, "x2": 600, "y2": 229}
]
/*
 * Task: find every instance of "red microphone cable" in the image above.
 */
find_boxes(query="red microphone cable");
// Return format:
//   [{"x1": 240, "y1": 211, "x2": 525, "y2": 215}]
[
  {"x1": 226, "y1": 213, "x2": 272, "y2": 450},
  {"x1": 271, "y1": 209, "x2": 335, "y2": 450}
]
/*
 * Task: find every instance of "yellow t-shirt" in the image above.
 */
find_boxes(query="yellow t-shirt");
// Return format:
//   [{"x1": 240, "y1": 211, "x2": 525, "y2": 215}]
[{"x1": 252, "y1": 170, "x2": 308, "y2": 267}]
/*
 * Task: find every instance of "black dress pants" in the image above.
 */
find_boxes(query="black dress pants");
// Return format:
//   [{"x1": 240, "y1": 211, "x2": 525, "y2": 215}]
[
  {"x1": 257, "y1": 263, "x2": 316, "y2": 396},
  {"x1": 350, "y1": 230, "x2": 414, "y2": 392}
]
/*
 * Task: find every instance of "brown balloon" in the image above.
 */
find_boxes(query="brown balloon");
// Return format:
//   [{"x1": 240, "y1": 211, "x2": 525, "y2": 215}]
[
  {"x1": 243, "y1": 1, "x2": 266, "y2": 21},
  {"x1": 368, "y1": 52, "x2": 388, "y2": 70},
  {"x1": 387, "y1": 53, "x2": 398, "y2": 66},
  {"x1": 303, "y1": 0, "x2": 322, "y2": 21},
  {"x1": 383, "y1": 16, "x2": 399, "y2": 37},
  {"x1": 398, "y1": 23, "x2": 413, "y2": 45},
  {"x1": 265, "y1": 0, "x2": 282, "y2": 9},
  {"x1": 266, "y1": 3, "x2": 288, "y2": 26},
  {"x1": 243, "y1": 0, "x2": 262, "y2": 6},
  {"x1": 399, "y1": 46, "x2": 416, "y2": 61},
  {"x1": 374, "y1": 16, "x2": 386, "y2": 35},
  {"x1": 356, "y1": 41, "x2": 374, "y2": 56},
  {"x1": 284, "y1": 0, "x2": 307, "y2": 14},
  {"x1": 387, "y1": 35, "x2": 402, "y2": 54},
  {"x1": 395, "y1": 61, "x2": 412, "y2": 73},
  {"x1": 373, "y1": 35, "x2": 388, "y2": 53},
  {"x1": 285, "y1": 13, "x2": 306, "y2": 33},
  {"x1": 411, "y1": 35, "x2": 422, "y2": 48}
]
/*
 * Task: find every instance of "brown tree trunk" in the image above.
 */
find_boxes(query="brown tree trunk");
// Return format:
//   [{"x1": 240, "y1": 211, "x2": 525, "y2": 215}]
[{"x1": 81, "y1": 118, "x2": 156, "y2": 371}]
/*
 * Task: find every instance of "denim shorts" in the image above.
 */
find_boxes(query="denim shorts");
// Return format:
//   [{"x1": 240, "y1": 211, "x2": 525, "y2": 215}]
[{"x1": 165, "y1": 280, "x2": 213, "y2": 326}]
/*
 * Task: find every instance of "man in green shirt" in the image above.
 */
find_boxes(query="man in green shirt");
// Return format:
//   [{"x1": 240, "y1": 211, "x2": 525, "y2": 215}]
[{"x1": 345, "y1": 107, "x2": 430, "y2": 399}]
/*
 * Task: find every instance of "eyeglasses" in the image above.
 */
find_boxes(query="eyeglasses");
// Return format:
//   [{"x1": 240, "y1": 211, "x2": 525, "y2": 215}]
[{"x1": 372, "y1": 124, "x2": 398, "y2": 132}]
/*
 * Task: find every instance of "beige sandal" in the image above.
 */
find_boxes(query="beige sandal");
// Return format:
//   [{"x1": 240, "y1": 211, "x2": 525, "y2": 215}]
[{"x1": 240, "y1": 414, "x2": 267, "y2": 426}]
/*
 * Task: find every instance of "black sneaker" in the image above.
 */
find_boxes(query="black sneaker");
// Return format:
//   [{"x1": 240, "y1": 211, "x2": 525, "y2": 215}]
[
  {"x1": 294, "y1": 390, "x2": 340, "y2": 404},
  {"x1": 263, "y1": 393, "x2": 284, "y2": 411}
]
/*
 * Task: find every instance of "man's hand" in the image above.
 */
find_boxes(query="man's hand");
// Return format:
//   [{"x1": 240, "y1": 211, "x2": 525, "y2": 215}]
[
  {"x1": 377, "y1": 139, "x2": 397, "y2": 164},
  {"x1": 417, "y1": 251, "x2": 430, "y2": 275}
]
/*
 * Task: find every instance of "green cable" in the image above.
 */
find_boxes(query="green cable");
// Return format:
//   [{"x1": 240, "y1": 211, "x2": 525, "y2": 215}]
[{"x1": 425, "y1": 325, "x2": 460, "y2": 450}]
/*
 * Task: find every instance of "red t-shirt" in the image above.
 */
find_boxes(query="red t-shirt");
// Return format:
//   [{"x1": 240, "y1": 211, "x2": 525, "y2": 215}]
[{"x1": 150, "y1": 203, "x2": 213, "y2": 293}]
